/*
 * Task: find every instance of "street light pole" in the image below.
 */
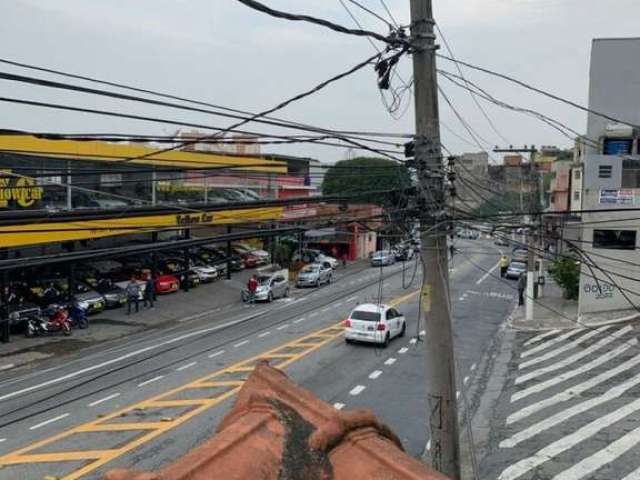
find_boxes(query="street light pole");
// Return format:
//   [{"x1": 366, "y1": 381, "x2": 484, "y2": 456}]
[{"x1": 410, "y1": 1, "x2": 460, "y2": 477}]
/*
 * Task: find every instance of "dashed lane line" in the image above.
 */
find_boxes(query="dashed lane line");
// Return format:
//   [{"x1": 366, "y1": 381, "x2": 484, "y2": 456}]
[
  {"x1": 511, "y1": 340, "x2": 637, "y2": 403},
  {"x1": 409, "y1": 338, "x2": 417, "y2": 345},
  {"x1": 463, "y1": 376, "x2": 469, "y2": 385},
  {"x1": 176, "y1": 362, "x2": 197, "y2": 372},
  {"x1": 470, "y1": 363, "x2": 477, "y2": 372},
  {"x1": 519, "y1": 326, "x2": 612, "y2": 369},
  {"x1": 333, "y1": 403, "x2": 345, "y2": 410},
  {"x1": 29, "y1": 414, "x2": 69, "y2": 431},
  {"x1": 276, "y1": 324, "x2": 289, "y2": 330},
  {"x1": 384, "y1": 358, "x2": 397, "y2": 366},
  {"x1": 258, "y1": 331, "x2": 271, "y2": 338},
  {"x1": 349, "y1": 385, "x2": 366, "y2": 396},
  {"x1": 515, "y1": 326, "x2": 633, "y2": 385},
  {"x1": 137, "y1": 376, "x2": 164, "y2": 387},
  {"x1": 293, "y1": 318, "x2": 306, "y2": 324},
  {"x1": 398, "y1": 347, "x2": 409, "y2": 354},
  {"x1": 368, "y1": 370, "x2": 383, "y2": 380},
  {"x1": 88, "y1": 393, "x2": 121, "y2": 407},
  {"x1": 233, "y1": 340, "x2": 250, "y2": 348},
  {"x1": 208, "y1": 350, "x2": 224, "y2": 359}
]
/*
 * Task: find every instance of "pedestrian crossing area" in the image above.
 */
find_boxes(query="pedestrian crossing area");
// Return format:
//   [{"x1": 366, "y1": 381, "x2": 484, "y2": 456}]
[{"x1": 494, "y1": 324, "x2": 640, "y2": 480}]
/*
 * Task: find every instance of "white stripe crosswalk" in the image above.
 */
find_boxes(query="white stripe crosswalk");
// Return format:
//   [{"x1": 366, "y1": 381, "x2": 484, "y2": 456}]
[{"x1": 496, "y1": 324, "x2": 640, "y2": 480}]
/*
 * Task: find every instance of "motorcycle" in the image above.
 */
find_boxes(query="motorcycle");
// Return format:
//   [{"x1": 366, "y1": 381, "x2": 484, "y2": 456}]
[
  {"x1": 69, "y1": 303, "x2": 89, "y2": 329},
  {"x1": 25, "y1": 304, "x2": 72, "y2": 337}
]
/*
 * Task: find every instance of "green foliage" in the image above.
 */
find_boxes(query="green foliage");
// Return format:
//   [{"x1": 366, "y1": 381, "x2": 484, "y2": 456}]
[
  {"x1": 273, "y1": 243, "x2": 292, "y2": 268},
  {"x1": 321, "y1": 157, "x2": 412, "y2": 206},
  {"x1": 551, "y1": 254, "x2": 580, "y2": 300},
  {"x1": 474, "y1": 191, "x2": 539, "y2": 217}
]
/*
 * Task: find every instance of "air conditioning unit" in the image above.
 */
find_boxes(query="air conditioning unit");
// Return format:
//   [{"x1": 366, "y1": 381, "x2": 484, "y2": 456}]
[{"x1": 604, "y1": 123, "x2": 634, "y2": 139}]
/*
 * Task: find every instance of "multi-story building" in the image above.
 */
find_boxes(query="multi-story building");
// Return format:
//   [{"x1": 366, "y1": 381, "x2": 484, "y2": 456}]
[
  {"x1": 577, "y1": 37, "x2": 640, "y2": 314},
  {"x1": 456, "y1": 151, "x2": 489, "y2": 208}
]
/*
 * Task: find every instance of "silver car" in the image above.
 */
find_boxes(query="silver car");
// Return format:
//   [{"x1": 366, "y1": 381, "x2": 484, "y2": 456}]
[
  {"x1": 371, "y1": 250, "x2": 395, "y2": 267},
  {"x1": 296, "y1": 263, "x2": 333, "y2": 288},
  {"x1": 242, "y1": 272, "x2": 290, "y2": 302}
]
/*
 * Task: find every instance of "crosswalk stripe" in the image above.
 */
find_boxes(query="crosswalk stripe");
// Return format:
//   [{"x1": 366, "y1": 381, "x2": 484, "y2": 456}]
[
  {"x1": 553, "y1": 424, "x2": 640, "y2": 480},
  {"x1": 520, "y1": 328, "x2": 589, "y2": 358},
  {"x1": 515, "y1": 326, "x2": 633, "y2": 385},
  {"x1": 498, "y1": 395, "x2": 640, "y2": 480},
  {"x1": 523, "y1": 329, "x2": 563, "y2": 347},
  {"x1": 502, "y1": 362, "x2": 640, "y2": 447},
  {"x1": 622, "y1": 465, "x2": 640, "y2": 480},
  {"x1": 519, "y1": 327, "x2": 611, "y2": 369},
  {"x1": 509, "y1": 341, "x2": 638, "y2": 414}
]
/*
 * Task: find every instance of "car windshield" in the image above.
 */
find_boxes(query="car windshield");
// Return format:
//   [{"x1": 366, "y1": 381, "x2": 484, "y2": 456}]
[
  {"x1": 511, "y1": 262, "x2": 526, "y2": 269},
  {"x1": 301, "y1": 266, "x2": 318, "y2": 273},
  {"x1": 350, "y1": 310, "x2": 381, "y2": 322},
  {"x1": 257, "y1": 276, "x2": 272, "y2": 285},
  {"x1": 373, "y1": 251, "x2": 388, "y2": 257}
]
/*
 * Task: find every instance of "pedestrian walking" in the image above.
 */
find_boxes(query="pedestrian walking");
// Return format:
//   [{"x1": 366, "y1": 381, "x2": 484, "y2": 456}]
[
  {"x1": 517, "y1": 273, "x2": 526, "y2": 306},
  {"x1": 341, "y1": 252, "x2": 348, "y2": 269},
  {"x1": 143, "y1": 275, "x2": 155, "y2": 309},
  {"x1": 500, "y1": 255, "x2": 509, "y2": 278},
  {"x1": 126, "y1": 277, "x2": 140, "y2": 314},
  {"x1": 247, "y1": 274, "x2": 258, "y2": 307}
]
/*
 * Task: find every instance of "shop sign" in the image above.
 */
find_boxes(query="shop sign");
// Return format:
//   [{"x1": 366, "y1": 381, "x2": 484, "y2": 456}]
[
  {"x1": 599, "y1": 189, "x2": 634, "y2": 205},
  {"x1": 0, "y1": 171, "x2": 44, "y2": 208}
]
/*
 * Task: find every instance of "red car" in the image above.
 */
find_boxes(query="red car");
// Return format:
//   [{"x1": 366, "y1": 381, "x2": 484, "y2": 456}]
[
  {"x1": 239, "y1": 252, "x2": 259, "y2": 269},
  {"x1": 154, "y1": 273, "x2": 180, "y2": 294}
]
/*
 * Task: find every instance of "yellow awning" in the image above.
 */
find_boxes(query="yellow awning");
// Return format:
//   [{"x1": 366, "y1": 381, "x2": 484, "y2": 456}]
[{"x1": 0, "y1": 135, "x2": 287, "y2": 172}]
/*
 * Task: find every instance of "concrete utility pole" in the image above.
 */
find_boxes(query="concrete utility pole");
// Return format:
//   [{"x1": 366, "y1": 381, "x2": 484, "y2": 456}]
[{"x1": 410, "y1": 1, "x2": 460, "y2": 477}]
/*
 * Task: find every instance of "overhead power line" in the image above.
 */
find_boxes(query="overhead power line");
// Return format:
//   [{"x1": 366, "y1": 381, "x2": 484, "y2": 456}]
[{"x1": 345, "y1": 0, "x2": 393, "y2": 27}]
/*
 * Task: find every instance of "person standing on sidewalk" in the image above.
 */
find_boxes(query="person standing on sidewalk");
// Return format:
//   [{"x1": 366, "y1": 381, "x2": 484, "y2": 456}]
[
  {"x1": 247, "y1": 274, "x2": 258, "y2": 307},
  {"x1": 517, "y1": 272, "x2": 527, "y2": 306},
  {"x1": 143, "y1": 275, "x2": 155, "y2": 309},
  {"x1": 126, "y1": 277, "x2": 140, "y2": 315},
  {"x1": 500, "y1": 255, "x2": 509, "y2": 278}
]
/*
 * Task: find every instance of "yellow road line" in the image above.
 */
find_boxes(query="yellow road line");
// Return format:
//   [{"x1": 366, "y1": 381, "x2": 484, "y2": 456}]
[{"x1": 0, "y1": 290, "x2": 418, "y2": 479}]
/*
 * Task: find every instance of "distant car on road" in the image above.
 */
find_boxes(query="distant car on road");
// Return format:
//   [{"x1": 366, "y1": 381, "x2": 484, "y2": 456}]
[
  {"x1": 505, "y1": 261, "x2": 527, "y2": 280},
  {"x1": 494, "y1": 236, "x2": 510, "y2": 247},
  {"x1": 344, "y1": 303, "x2": 406, "y2": 348},
  {"x1": 512, "y1": 248, "x2": 529, "y2": 263},
  {"x1": 241, "y1": 272, "x2": 289, "y2": 302},
  {"x1": 371, "y1": 251, "x2": 395, "y2": 267},
  {"x1": 296, "y1": 263, "x2": 332, "y2": 288}
]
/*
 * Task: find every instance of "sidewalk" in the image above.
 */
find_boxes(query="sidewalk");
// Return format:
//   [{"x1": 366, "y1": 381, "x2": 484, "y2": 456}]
[{"x1": 509, "y1": 278, "x2": 640, "y2": 330}]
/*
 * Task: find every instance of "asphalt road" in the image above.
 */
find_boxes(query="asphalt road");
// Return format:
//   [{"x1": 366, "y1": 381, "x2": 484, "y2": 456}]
[{"x1": 0, "y1": 239, "x2": 512, "y2": 480}]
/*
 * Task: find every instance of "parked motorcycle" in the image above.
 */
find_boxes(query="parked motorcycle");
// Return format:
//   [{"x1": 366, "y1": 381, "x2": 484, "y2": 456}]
[
  {"x1": 25, "y1": 304, "x2": 72, "y2": 337},
  {"x1": 69, "y1": 303, "x2": 89, "y2": 329}
]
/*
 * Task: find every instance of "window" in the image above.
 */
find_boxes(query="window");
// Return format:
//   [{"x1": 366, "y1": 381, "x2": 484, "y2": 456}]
[
  {"x1": 351, "y1": 311, "x2": 381, "y2": 322},
  {"x1": 573, "y1": 191, "x2": 580, "y2": 201},
  {"x1": 598, "y1": 165, "x2": 612, "y2": 179},
  {"x1": 574, "y1": 170, "x2": 582, "y2": 180},
  {"x1": 593, "y1": 229, "x2": 636, "y2": 250},
  {"x1": 100, "y1": 173, "x2": 123, "y2": 186},
  {"x1": 622, "y1": 159, "x2": 640, "y2": 188}
]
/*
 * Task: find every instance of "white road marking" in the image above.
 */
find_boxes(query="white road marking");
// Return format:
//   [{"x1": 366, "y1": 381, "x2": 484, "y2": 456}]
[
  {"x1": 523, "y1": 328, "x2": 563, "y2": 346},
  {"x1": 515, "y1": 326, "x2": 633, "y2": 385},
  {"x1": 420, "y1": 330, "x2": 426, "y2": 336},
  {"x1": 258, "y1": 331, "x2": 271, "y2": 338},
  {"x1": 334, "y1": 402, "x2": 345, "y2": 410},
  {"x1": 176, "y1": 361, "x2": 197, "y2": 371},
  {"x1": 622, "y1": 465, "x2": 640, "y2": 480},
  {"x1": 519, "y1": 327, "x2": 611, "y2": 369},
  {"x1": 426, "y1": 439, "x2": 431, "y2": 451},
  {"x1": 508, "y1": 346, "x2": 640, "y2": 424},
  {"x1": 398, "y1": 347, "x2": 409, "y2": 354},
  {"x1": 335, "y1": 301, "x2": 344, "y2": 307},
  {"x1": 475, "y1": 262, "x2": 500, "y2": 285},
  {"x1": 384, "y1": 358, "x2": 397, "y2": 366},
  {"x1": 502, "y1": 366, "x2": 640, "y2": 448},
  {"x1": 520, "y1": 328, "x2": 595, "y2": 358},
  {"x1": 350, "y1": 385, "x2": 366, "y2": 396},
  {"x1": 463, "y1": 376, "x2": 470, "y2": 385},
  {"x1": 309, "y1": 312, "x2": 319, "y2": 317},
  {"x1": 0, "y1": 438, "x2": 5, "y2": 443},
  {"x1": 470, "y1": 363, "x2": 477, "y2": 372},
  {"x1": 0, "y1": 311, "x2": 263, "y2": 402},
  {"x1": 458, "y1": 297, "x2": 465, "y2": 302},
  {"x1": 88, "y1": 393, "x2": 121, "y2": 407},
  {"x1": 30, "y1": 413, "x2": 69, "y2": 430},
  {"x1": 369, "y1": 370, "x2": 383, "y2": 379},
  {"x1": 208, "y1": 350, "x2": 225, "y2": 358},
  {"x1": 498, "y1": 396, "x2": 640, "y2": 480},
  {"x1": 409, "y1": 338, "x2": 417, "y2": 344},
  {"x1": 554, "y1": 426, "x2": 640, "y2": 480},
  {"x1": 276, "y1": 324, "x2": 289, "y2": 330},
  {"x1": 137, "y1": 375, "x2": 164, "y2": 387},
  {"x1": 293, "y1": 318, "x2": 306, "y2": 324},
  {"x1": 0, "y1": 364, "x2": 14, "y2": 371},
  {"x1": 456, "y1": 391, "x2": 460, "y2": 399},
  {"x1": 234, "y1": 340, "x2": 250, "y2": 348},
  {"x1": 346, "y1": 296, "x2": 358, "y2": 302}
]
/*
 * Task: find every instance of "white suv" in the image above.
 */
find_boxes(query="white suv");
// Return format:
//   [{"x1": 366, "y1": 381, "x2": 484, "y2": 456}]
[{"x1": 344, "y1": 303, "x2": 406, "y2": 348}]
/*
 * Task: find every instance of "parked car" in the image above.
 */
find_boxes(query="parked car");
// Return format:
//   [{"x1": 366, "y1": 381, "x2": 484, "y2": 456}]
[
  {"x1": 241, "y1": 272, "x2": 289, "y2": 302},
  {"x1": 158, "y1": 258, "x2": 201, "y2": 289},
  {"x1": 317, "y1": 254, "x2": 338, "y2": 269},
  {"x1": 371, "y1": 250, "x2": 396, "y2": 267},
  {"x1": 344, "y1": 304, "x2": 406, "y2": 348},
  {"x1": 90, "y1": 278, "x2": 128, "y2": 309},
  {"x1": 197, "y1": 246, "x2": 244, "y2": 272},
  {"x1": 296, "y1": 263, "x2": 332, "y2": 288},
  {"x1": 233, "y1": 243, "x2": 270, "y2": 265},
  {"x1": 494, "y1": 236, "x2": 510, "y2": 247},
  {"x1": 512, "y1": 248, "x2": 529, "y2": 263},
  {"x1": 505, "y1": 261, "x2": 527, "y2": 280},
  {"x1": 394, "y1": 247, "x2": 415, "y2": 261},
  {"x1": 152, "y1": 272, "x2": 181, "y2": 294},
  {"x1": 7, "y1": 301, "x2": 41, "y2": 329}
]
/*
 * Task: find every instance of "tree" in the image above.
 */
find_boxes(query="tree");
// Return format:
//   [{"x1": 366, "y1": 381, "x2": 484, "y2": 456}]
[
  {"x1": 321, "y1": 157, "x2": 412, "y2": 207},
  {"x1": 550, "y1": 253, "x2": 580, "y2": 300}
]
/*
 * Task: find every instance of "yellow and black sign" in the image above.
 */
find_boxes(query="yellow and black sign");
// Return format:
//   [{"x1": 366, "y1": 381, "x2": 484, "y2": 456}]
[
  {"x1": 0, "y1": 171, "x2": 43, "y2": 208},
  {"x1": 0, "y1": 206, "x2": 284, "y2": 248}
]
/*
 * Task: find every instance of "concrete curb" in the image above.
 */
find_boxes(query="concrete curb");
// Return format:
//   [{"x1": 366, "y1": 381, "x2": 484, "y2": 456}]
[{"x1": 507, "y1": 305, "x2": 640, "y2": 332}]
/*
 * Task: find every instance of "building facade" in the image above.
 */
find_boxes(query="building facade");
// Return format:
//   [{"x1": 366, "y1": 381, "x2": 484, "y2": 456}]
[{"x1": 578, "y1": 38, "x2": 640, "y2": 314}]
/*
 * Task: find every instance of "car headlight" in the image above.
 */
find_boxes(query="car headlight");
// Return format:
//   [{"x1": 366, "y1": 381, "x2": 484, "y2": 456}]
[{"x1": 79, "y1": 301, "x2": 90, "y2": 309}]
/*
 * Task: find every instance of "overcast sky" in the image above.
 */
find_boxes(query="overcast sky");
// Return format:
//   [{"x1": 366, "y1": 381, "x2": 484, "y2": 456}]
[{"x1": 2, "y1": 0, "x2": 640, "y2": 164}]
